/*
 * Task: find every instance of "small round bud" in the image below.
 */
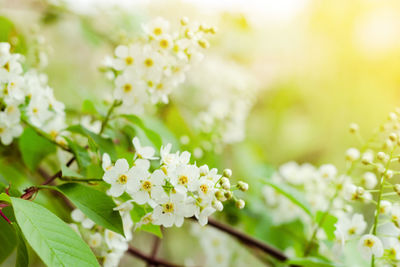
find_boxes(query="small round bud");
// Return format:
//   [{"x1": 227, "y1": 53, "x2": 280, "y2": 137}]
[
  {"x1": 361, "y1": 151, "x2": 374, "y2": 165},
  {"x1": 220, "y1": 177, "x2": 229, "y2": 185},
  {"x1": 223, "y1": 169, "x2": 232, "y2": 178},
  {"x1": 394, "y1": 184, "x2": 400, "y2": 195},
  {"x1": 349, "y1": 123, "x2": 359, "y2": 134},
  {"x1": 346, "y1": 148, "x2": 360, "y2": 162},
  {"x1": 389, "y1": 112, "x2": 398, "y2": 122},
  {"x1": 375, "y1": 163, "x2": 386, "y2": 174},
  {"x1": 224, "y1": 191, "x2": 233, "y2": 200},
  {"x1": 389, "y1": 133, "x2": 398, "y2": 142},
  {"x1": 222, "y1": 180, "x2": 231, "y2": 190},
  {"x1": 215, "y1": 190, "x2": 226, "y2": 201},
  {"x1": 212, "y1": 200, "x2": 223, "y2": 211},
  {"x1": 238, "y1": 181, "x2": 249, "y2": 192},
  {"x1": 385, "y1": 170, "x2": 394, "y2": 179},
  {"x1": 180, "y1": 17, "x2": 189, "y2": 25},
  {"x1": 235, "y1": 199, "x2": 245, "y2": 209},
  {"x1": 377, "y1": 152, "x2": 386, "y2": 161}
]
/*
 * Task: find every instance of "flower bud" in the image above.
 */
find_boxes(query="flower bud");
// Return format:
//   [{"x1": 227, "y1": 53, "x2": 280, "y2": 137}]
[
  {"x1": 220, "y1": 177, "x2": 229, "y2": 185},
  {"x1": 212, "y1": 200, "x2": 223, "y2": 211},
  {"x1": 222, "y1": 180, "x2": 231, "y2": 190},
  {"x1": 215, "y1": 190, "x2": 226, "y2": 201},
  {"x1": 223, "y1": 169, "x2": 232, "y2": 178},
  {"x1": 349, "y1": 123, "x2": 359, "y2": 134},
  {"x1": 180, "y1": 17, "x2": 189, "y2": 25},
  {"x1": 346, "y1": 148, "x2": 360, "y2": 162},
  {"x1": 377, "y1": 152, "x2": 386, "y2": 161},
  {"x1": 385, "y1": 170, "x2": 394, "y2": 179},
  {"x1": 361, "y1": 151, "x2": 374, "y2": 165},
  {"x1": 235, "y1": 199, "x2": 245, "y2": 209},
  {"x1": 224, "y1": 191, "x2": 233, "y2": 200},
  {"x1": 394, "y1": 184, "x2": 400, "y2": 195},
  {"x1": 389, "y1": 112, "x2": 398, "y2": 122},
  {"x1": 238, "y1": 181, "x2": 249, "y2": 192},
  {"x1": 389, "y1": 133, "x2": 398, "y2": 142}
]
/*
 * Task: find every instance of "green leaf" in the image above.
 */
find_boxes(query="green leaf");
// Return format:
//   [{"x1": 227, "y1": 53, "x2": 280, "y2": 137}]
[
  {"x1": 11, "y1": 197, "x2": 99, "y2": 267},
  {"x1": 61, "y1": 165, "x2": 84, "y2": 178},
  {"x1": 286, "y1": 257, "x2": 340, "y2": 267},
  {"x1": 67, "y1": 125, "x2": 117, "y2": 160},
  {"x1": 82, "y1": 99, "x2": 99, "y2": 115},
  {"x1": 0, "y1": 207, "x2": 17, "y2": 264},
  {"x1": 0, "y1": 192, "x2": 10, "y2": 203},
  {"x1": 0, "y1": 16, "x2": 26, "y2": 54},
  {"x1": 57, "y1": 183, "x2": 124, "y2": 236},
  {"x1": 139, "y1": 224, "x2": 163, "y2": 238},
  {"x1": 315, "y1": 211, "x2": 338, "y2": 241},
  {"x1": 121, "y1": 114, "x2": 162, "y2": 149},
  {"x1": 66, "y1": 138, "x2": 92, "y2": 170},
  {"x1": 14, "y1": 224, "x2": 29, "y2": 267},
  {"x1": 18, "y1": 128, "x2": 57, "y2": 171},
  {"x1": 261, "y1": 180, "x2": 312, "y2": 217}
]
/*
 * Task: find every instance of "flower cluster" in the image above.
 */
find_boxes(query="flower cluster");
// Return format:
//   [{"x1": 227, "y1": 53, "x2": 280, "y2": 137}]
[
  {"x1": 0, "y1": 42, "x2": 66, "y2": 145},
  {"x1": 102, "y1": 137, "x2": 247, "y2": 227},
  {"x1": 103, "y1": 17, "x2": 215, "y2": 115},
  {"x1": 177, "y1": 57, "x2": 258, "y2": 148},
  {"x1": 262, "y1": 162, "x2": 348, "y2": 225},
  {"x1": 262, "y1": 109, "x2": 400, "y2": 264},
  {"x1": 70, "y1": 201, "x2": 134, "y2": 267}
]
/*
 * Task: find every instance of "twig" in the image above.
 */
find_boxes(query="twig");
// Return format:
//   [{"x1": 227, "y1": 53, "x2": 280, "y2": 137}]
[
  {"x1": 206, "y1": 217, "x2": 288, "y2": 262},
  {"x1": 128, "y1": 246, "x2": 182, "y2": 267},
  {"x1": 147, "y1": 235, "x2": 162, "y2": 267}
]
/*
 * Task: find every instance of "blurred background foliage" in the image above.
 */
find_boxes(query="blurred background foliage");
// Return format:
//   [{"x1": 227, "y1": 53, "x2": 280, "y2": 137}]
[{"x1": 1, "y1": 0, "x2": 400, "y2": 266}]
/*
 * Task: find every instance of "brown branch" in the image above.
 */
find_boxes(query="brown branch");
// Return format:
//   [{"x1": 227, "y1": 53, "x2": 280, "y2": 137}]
[
  {"x1": 128, "y1": 246, "x2": 182, "y2": 267},
  {"x1": 42, "y1": 156, "x2": 76, "y2": 185},
  {"x1": 147, "y1": 235, "x2": 162, "y2": 267},
  {"x1": 206, "y1": 217, "x2": 288, "y2": 262}
]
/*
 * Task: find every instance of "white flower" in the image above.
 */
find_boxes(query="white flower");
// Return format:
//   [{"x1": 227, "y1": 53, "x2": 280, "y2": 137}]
[
  {"x1": 391, "y1": 204, "x2": 400, "y2": 227},
  {"x1": 379, "y1": 200, "x2": 392, "y2": 215},
  {"x1": 361, "y1": 172, "x2": 377, "y2": 189},
  {"x1": 88, "y1": 232, "x2": 102, "y2": 248},
  {"x1": 104, "y1": 230, "x2": 128, "y2": 251},
  {"x1": 71, "y1": 209, "x2": 95, "y2": 229},
  {"x1": 358, "y1": 234, "x2": 384, "y2": 259},
  {"x1": 127, "y1": 169, "x2": 166, "y2": 205},
  {"x1": 113, "y1": 71, "x2": 146, "y2": 100},
  {"x1": 152, "y1": 192, "x2": 192, "y2": 227},
  {"x1": 132, "y1": 137, "x2": 157, "y2": 160},
  {"x1": 334, "y1": 213, "x2": 367, "y2": 241},
  {"x1": 102, "y1": 153, "x2": 112, "y2": 171},
  {"x1": 0, "y1": 113, "x2": 22, "y2": 145},
  {"x1": 170, "y1": 164, "x2": 200, "y2": 193},
  {"x1": 346, "y1": 148, "x2": 360, "y2": 162},
  {"x1": 114, "y1": 201, "x2": 134, "y2": 241},
  {"x1": 113, "y1": 44, "x2": 142, "y2": 71},
  {"x1": 142, "y1": 17, "x2": 170, "y2": 39},
  {"x1": 103, "y1": 251, "x2": 124, "y2": 267},
  {"x1": 195, "y1": 206, "x2": 215, "y2": 226},
  {"x1": 103, "y1": 159, "x2": 134, "y2": 197},
  {"x1": 319, "y1": 164, "x2": 337, "y2": 180}
]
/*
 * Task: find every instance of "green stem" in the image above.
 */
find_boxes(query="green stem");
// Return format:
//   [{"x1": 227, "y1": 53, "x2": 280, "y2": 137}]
[
  {"x1": 370, "y1": 150, "x2": 394, "y2": 267},
  {"x1": 59, "y1": 177, "x2": 103, "y2": 182},
  {"x1": 99, "y1": 100, "x2": 120, "y2": 134},
  {"x1": 22, "y1": 119, "x2": 71, "y2": 152}
]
